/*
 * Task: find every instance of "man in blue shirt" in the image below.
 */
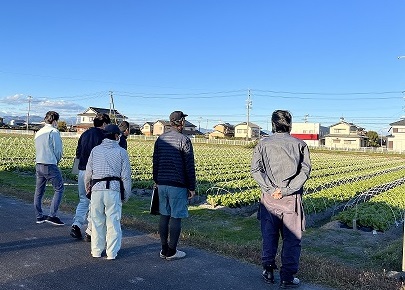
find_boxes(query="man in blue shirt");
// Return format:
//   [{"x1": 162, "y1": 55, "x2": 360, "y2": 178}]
[{"x1": 34, "y1": 111, "x2": 64, "y2": 225}]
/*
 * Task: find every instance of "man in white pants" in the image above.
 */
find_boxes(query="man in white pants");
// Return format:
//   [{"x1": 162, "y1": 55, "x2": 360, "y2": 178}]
[{"x1": 84, "y1": 124, "x2": 132, "y2": 260}]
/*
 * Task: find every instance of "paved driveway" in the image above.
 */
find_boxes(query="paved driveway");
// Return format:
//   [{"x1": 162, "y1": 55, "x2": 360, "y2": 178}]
[{"x1": 0, "y1": 195, "x2": 335, "y2": 290}]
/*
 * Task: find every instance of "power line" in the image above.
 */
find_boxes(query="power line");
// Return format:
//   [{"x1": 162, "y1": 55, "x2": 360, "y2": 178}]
[{"x1": 253, "y1": 89, "x2": 403, "y2": 95}]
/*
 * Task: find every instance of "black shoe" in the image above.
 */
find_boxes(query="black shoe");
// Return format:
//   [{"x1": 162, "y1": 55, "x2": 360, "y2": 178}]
[
  {"x1": 36, "y1": 215, "x2": 49, "y2": 224},
  {"x1": 70, "y1": 225, "x2": 82, "y2": 239},
  {"x1": 280, "y1": 277, "x2": 300, "y2": 288},
  {"x1": 262, "y1": 269, "x2": 275, "y2": 284},
  {"x1": 84, "y1": 233, "x2": 91, "y2": 242},
  {"x1": 46, "y1": 216, "x2": 64, "y2": 226}
]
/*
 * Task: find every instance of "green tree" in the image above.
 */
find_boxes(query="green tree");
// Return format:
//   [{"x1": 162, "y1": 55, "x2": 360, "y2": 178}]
[
  {"x1": 58, "y1": 121, "x2": 68, "y2": 132},
  {"x1": 366, "y1": 131, "x2": 380, "y2": 147}
]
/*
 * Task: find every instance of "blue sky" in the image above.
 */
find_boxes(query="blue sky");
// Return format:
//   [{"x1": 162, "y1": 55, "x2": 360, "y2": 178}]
[{"x1": 1, "y1": 1, "x2": 405, "y2": 133}]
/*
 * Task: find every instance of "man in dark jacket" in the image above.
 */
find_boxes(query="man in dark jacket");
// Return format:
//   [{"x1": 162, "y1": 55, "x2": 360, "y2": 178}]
[
  {"x1": 153, "y1": 110, "x2": 196, "y2": 260},
  {"x1": 118, "y1": 120, "x2": 129, "y2": 150},
  {"x1": 251, "y1": 110, "x2": 311, "y2": 289},
  {"x1": 70, "y1": 113, "x2": 111, "y2": 241}
]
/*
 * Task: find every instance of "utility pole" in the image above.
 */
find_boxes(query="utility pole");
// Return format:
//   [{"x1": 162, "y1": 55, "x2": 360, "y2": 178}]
[
  {"x1": 26, "y1": 96, "x2": 32, "y2": 132},
  {"x1": 398, "y1": 55, "x2": 405, "y2": 273},
  {"x1": 198, "y1": 117, "x2": 203, "y2": 132},
  {"x1": 109, "y1": 91, "x2": 117, "y2": 124},
  {"x1": 246, "y1": 89, "x2": 252, "y2": 140}
]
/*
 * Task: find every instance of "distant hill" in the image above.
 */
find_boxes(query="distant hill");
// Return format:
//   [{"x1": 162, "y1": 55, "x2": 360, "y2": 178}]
[
  {"x1": 199, "y1": 128, "x2": 213, "y2": 134},
  {"x1": 1, "y1": 115, "x2": 42, "y2": 124}
]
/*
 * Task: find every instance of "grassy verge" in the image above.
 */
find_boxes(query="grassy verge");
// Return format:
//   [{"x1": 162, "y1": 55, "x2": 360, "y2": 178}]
[{"x1": 0, "y1": 170, "x2": 403, "y2": 290}]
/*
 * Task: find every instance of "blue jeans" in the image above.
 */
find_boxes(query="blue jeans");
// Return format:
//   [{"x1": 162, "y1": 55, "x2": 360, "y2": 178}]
[
  {"x1": 259, "y1": 203, "x2": 302, "y2": 282},
  {"x1": 72, "y1": 170, "x2": 91, "y2": 234},
  {"x1": 34, "y1": 164, "x2": 64, "y2": 218}
]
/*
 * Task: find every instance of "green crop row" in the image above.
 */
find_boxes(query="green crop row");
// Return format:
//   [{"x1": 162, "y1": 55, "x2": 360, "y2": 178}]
[{"x1": 335, "y1": 183, "x2": 405, "y2": 231}]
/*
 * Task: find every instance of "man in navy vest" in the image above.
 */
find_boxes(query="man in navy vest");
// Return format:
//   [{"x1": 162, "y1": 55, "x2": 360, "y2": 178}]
[{"x1": 153, "y1": 111, "x2": 196, "y2": 260}]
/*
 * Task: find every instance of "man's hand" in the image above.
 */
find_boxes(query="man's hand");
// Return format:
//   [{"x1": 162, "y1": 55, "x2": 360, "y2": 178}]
[
  {"x1": 85, "y1": 182, "x2": 91, "y2": 194},
  {"x1": 271, "y1": 188, "x2": 282, "y2": 200},
  {"x1": 188, "y1": 190, "x2": 195, "y2": 200},
  {"x1": 123, "y1": 192, "x2": 132, "y2": 203}
]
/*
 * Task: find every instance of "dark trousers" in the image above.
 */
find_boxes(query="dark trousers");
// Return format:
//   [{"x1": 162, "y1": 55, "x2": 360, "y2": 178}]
[{"x1": 259, "y1": 202, "x2": 302, "y2": 282}]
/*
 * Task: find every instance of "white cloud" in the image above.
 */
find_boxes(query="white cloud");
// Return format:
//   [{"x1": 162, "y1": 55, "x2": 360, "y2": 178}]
[
  {"x1": 0, "y1": 94, "x2": 28, "y2": 104},
  {"x1": 0, "y1": 94, "x2": 85, "y2": 119}
]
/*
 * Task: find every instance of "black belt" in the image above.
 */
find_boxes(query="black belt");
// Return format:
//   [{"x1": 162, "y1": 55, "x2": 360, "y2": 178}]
[{"x1": 89, "y1": 176, "x2": 125, "y2": 201}]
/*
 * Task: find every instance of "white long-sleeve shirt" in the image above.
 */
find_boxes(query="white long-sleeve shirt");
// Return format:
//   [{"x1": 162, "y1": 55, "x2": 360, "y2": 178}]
[{"x1": 35, "y1": 124, "x2": 63, "y2": 165}]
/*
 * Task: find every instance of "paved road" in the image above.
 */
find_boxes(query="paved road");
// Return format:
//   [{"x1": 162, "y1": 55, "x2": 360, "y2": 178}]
[{"x1": 0, "y1": 194, "x2": 335, "y2": 290}]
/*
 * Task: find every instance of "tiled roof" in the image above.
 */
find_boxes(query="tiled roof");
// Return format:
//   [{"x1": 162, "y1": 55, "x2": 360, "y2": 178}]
[{"x1": 390, "y1": 119, "x2": 405, "y2": 126}]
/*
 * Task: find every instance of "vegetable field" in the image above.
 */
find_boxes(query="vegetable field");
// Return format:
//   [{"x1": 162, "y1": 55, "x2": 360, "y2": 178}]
[{"x1": 1, "y1": 134, "x2": 405, "y2": 232}]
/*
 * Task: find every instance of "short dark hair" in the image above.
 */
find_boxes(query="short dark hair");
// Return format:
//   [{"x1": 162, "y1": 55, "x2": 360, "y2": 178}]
[
  {"x1": 94, "y1": 113, "x2": 111, "y2": 127},
  {"x1": 44, "y1": 111, "x2": 59, "y2": 124},
  {"x1": 271, "y1": 110, "x2": 292, "y2": 133},
  {"x1": 119, "y1": 121, "x2": 129, "y2": 132}
]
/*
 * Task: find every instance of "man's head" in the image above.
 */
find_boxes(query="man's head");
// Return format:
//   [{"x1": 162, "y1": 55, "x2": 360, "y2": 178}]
[
  {"x1": 94, "y1": 113, "x2": 111, "y2": 128},
  {"x1": 119, "y1": 121, "x2": 130, "y2": 136},
  {"x1": 44, "y1": 111, "x2": 60, "y2": 127},
  {"x1": 104, "y1": 124, "x2": 121, "y2": 141},
  {"x1": 169, "y1": 111, "x2": 188, "y2": 127},
  {"x1": 271, "y1": 110, "x2": 292, "y2": 133}
]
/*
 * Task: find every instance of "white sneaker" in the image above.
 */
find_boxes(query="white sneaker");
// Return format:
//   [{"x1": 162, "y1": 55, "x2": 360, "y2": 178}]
[
  {"x1": 159, "y1": 250, "x2": 166, "y2": 259},
  {"x1": 166, "y1": 250, "x2": 186, "y2": 260}
]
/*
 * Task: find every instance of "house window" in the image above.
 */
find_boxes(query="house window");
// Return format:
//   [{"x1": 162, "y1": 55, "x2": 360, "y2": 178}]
[
  {"x1": 344, "y1": 140, "x2": 353, "y2": 144},
  {"x1": 397, "y1": 128, "x2": 405, "y2": 133},
  {"x1": 334, "y1": 128, "x2": 345, "y2": 133},
  {"x1": 237, "y1": 129, "x2": 247, "y2": 134},
  {"x1": 333, "y1": 139, "x2": 340, "y2": 143},
  {"x1": 82, "y1": 117, "x2": 85, "y2": 122},
  {"x1": 89, "y1": 117, "x2": 94, "y2": 122}
]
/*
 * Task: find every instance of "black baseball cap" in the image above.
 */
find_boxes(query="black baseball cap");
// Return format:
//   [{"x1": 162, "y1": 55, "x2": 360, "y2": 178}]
[
  {"x1": 104, "y1": 124, "x2": 121, "y2": 135},
  {"x1": 169, "y1": 111, "x2": 188, "y2": 122}
]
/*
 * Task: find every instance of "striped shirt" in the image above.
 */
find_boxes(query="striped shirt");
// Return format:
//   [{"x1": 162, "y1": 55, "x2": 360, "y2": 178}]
[{"x1": 84, "y1": 138, "x2": 132, "y2": 199}]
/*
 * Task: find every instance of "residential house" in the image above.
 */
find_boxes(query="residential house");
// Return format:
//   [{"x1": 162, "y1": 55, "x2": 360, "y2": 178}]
[
  {"x1": 234, "y1": 122, "x2": 260, "y2": 140},
  {"x1": 76, "y1": 107, "x2": 126, "y2": 133},
  {"x1": 386, "y1": 119, "x2": 405, "y2": 152},
  {"x1": 323, "y1": 118, "x2": 368, "y2": 149},
  {"x1": 141, "y1": 122, "x2": 154, "y2": 136},
  {"x1": 208, "y1": 123, "x2": 235, "y2": 139},
  {"x1": 153, "y1": 120, "x2": 198, "y2": 136},
  {"x1": 9, "y1": 119, "x2": 26, "y2": 127},
  {"x1": 291, "y1": 122, "x2": 329, "y2": 147},
  {"x1": 153, "y1": 120, "x2": 171, "y2": 136}
]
